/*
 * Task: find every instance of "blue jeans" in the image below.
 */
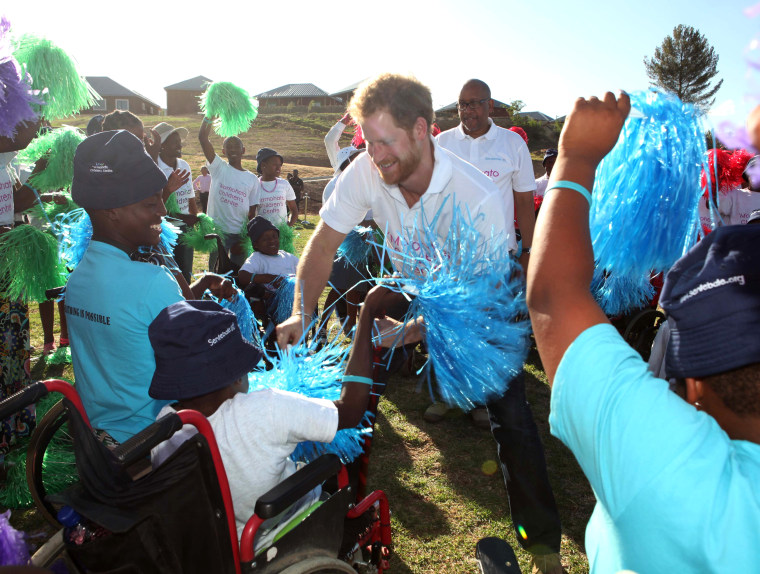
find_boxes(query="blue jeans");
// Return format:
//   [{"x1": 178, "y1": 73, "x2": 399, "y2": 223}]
[{"x1": 486, "y1": 371, "x2": 562, "y2": 555}]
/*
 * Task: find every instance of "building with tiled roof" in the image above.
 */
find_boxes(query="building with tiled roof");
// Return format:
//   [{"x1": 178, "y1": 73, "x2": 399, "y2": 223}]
[{"x1": 84, "y1": 76, "x2": 162, "y2": 115}]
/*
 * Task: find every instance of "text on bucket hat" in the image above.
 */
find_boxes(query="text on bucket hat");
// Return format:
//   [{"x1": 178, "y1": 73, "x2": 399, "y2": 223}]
[
  {"x1": 246, "y1": 215, "x2": 279, "y2": 245},
  {"x1": 72, "y1": 130, "x2": 167, "y2": 210},
  {"x1": 148, "y1": 300, "x2": 263, "y2": 400},
  {"x1": 659, "y1": 225, "x2": 760, "y2": 379}
]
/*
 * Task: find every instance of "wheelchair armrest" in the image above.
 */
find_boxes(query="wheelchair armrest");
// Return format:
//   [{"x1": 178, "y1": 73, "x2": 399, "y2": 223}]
[
  {"x1": 254, "y1": 454, "x2": 342, "y2": 520},
  {"x1": 0, "y1": 381, "x2": 48, "y2": 420},
  {"x1": 111, "y1": 413, "x2": 184, "y2": 468}
]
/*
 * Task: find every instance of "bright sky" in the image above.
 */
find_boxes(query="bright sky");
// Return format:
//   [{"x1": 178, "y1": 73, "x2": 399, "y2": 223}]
[{"x1": 6, "y1": 0, "x2": 759, "y2": 128}]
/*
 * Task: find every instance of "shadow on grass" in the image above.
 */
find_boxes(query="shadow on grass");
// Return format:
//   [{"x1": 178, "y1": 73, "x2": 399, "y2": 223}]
[{"x1": 368, "y1": 346, "x2": 594, "y2": 568}]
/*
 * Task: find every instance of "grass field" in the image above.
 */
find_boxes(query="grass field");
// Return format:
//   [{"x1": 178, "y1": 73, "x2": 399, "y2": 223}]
[{"x1": 6, "y1": 114, "x2": 590, "y2": 573}]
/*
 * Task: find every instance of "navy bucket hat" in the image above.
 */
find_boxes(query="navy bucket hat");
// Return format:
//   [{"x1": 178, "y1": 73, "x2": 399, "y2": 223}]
[
  {"x1": 72, "y1": 130, "x2": 167, "y2": 210},
  {"x1": 148, "y1": 300, "x2": 263, "y2": 400},
  {"x1": 660, "y1": 225, "x2": 760, "y2": 379},
  {"x1": 246, "y1": 216, "x2": 279, "y2": 245}
]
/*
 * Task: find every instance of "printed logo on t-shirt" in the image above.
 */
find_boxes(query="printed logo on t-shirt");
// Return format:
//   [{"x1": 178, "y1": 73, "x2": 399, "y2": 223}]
[{"x1": 90, "y1": 162, "x2": 113, "y2": 174}]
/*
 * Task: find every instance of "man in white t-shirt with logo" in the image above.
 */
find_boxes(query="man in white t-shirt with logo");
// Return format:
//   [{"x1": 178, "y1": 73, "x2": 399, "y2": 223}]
[
  {"x1": 199, "y1": 120, "x2": 260, "y2": 268},
  {"x1": 153, "y1": 122, "x2": 198, "y2": 281},
  {"x1": 276, "y1": 74, "x2": 563, "y2": 574},
  {"x1": 437, "y1": 79, "x2": 537, "y2": 267}
]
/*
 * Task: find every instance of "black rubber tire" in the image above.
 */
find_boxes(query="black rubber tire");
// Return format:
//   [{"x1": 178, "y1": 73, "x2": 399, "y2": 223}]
[
  {"x1": 26, "y1": 400, "x2": 78, "y2": 527},
  {"x1": 623, "y1": 309, "x2": 665, "y2": 361}
]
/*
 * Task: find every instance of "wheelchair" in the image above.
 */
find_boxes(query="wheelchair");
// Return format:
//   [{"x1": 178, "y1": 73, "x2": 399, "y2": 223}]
[{"x1": 4, "y1": 380, "x2": 392, "y2": 573}]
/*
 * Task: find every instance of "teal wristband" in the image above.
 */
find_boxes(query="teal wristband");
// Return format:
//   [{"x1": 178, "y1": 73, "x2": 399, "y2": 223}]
[
  {"x1": 341, "y1": 375, "x2": 374, "y2": 385},
  {"x1": 546, "y1": 180, "x2": 592, "y2": 205},
  {"x1": 202, "y1": 117, "x2": 213, "y2": 124}
]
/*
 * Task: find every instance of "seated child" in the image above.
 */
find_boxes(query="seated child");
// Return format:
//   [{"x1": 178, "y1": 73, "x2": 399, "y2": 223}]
[
  {"x1": 148, "y1": 299, "x2": 375, "y2": 544},
  {"x1": 238, "y1": 216, "x2": 299, "y2": 288},
  {"x1": 255, "y1": 148, "x2": 298, "y2": 227}
]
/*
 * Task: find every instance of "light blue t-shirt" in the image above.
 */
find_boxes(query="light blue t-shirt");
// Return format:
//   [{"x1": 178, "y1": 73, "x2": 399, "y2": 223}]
[
  {"x1": 550, "y1": 323, "x2": 760, "y2": 573},
  {"x1": 65, "y1": 241, "x2": 183, "y2": 442}
]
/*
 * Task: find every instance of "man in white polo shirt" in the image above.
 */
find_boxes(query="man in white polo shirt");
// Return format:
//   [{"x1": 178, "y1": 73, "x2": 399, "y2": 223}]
[
  {"x1": 437, "y1": 79, "x2": 537, "y2": 263},
  {"x1": 277, "y1": 73, "x2": 563, "y2": 574}
]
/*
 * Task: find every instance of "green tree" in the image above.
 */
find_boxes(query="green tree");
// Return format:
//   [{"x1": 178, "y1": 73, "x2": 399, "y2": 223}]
[{"x1": 644, "y1": 25, "x2": 723, "y2": 111}]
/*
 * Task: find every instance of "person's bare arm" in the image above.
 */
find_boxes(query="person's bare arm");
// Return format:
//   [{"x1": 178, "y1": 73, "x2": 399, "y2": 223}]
[
  {"x1": 526, "y1": 92, "x2": 630, "y2": 384},
  {"x1": 334, "y1": 286, "x2": 402, "y2": 429},
  {"x1": 275, "y1": 221, "x2": 345, "y2": 346},
  {"x1": 286, "y1": 199, "x2": 298, "y2": 226},
  {"x1": 248, "y1": 206, "x2": 257, "y2": 220},
  {"x1": 188, "y1": 273, "x2": 235, "y2": 300},
  {"x1": 198, "y1": 119, "x2": 216, "y2": 164},
  {"x1": 514, "y1": 190, "x2": 536, "y2": 270}
]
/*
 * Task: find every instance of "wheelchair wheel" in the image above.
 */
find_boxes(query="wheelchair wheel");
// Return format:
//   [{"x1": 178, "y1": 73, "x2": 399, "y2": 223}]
[
  {"x1": 26, "y1": 399, "x2": 79, "y2": 527},
  {"x1": 278, "y1": 557, "x2": 357, "y2": 574},
  {"x1": 623, "y1": 308, "x2": 665, "y2": 362}
]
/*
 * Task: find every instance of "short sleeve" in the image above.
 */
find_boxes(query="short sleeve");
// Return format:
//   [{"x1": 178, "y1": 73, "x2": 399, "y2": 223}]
[
  {"x1": 265, "y1": 389, "x2": 338, "y2": 446},
  {"x1": 207, "y1": 155, "x2": 224, "y2": 177},
  {"x1": 550, "y1": 323, "x2": 725, "y2": 515},
  {"x1": 319, "y1": 160, "x2": 373, "y2": 234},
  {"x1": 239, "y1": 253, "x2": 260, "y2": 275},
  {"x1": 145, "y1": 267, "x2": 184, "y2": 312},
  {"x1": 284, "y1": 181, "x2": 296, "y2": 201},
  {"x1": 512, "y1": 139, "x2": 537, "y2": 193}
]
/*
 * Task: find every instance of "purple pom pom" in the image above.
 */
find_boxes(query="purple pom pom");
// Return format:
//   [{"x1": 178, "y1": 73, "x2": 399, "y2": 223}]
[
  {"x1": 0, "y1": 510, "x2": 30, "y2": 566},
  {"x1": 0, "y1": 18, "x2": 40, "y2": 139}
]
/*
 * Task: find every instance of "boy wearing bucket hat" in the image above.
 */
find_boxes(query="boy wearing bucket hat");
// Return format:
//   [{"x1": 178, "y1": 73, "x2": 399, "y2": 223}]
[
  {"x1": 66, "y1": 130, "x2": 234, "y2": 444},
  {"x1": 153, "y1": 122, "x2": 197, "y2": 281},
  {"x1": 528, "y1": 93, "x2": 760, "y2": 572},
  {"x1": 149, "y1": 297, "x2": 381, "y2": 540},
  {"x1": 237, "y1": 216, "x2": 299, "y2": 289}
]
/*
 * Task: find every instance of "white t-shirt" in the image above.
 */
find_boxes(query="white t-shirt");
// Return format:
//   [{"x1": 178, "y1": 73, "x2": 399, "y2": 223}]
[
  {"x1": 157, "y1": 156, "x2": 194, "y2": 215},
  {"x1": 726, "y1": 188, "x2": 760, "y2": 225},
  {"x1": 437, "y1": 120, "x2": 536, "y2": 251},
  {"x1": 325, "y1": 121, "x2": 347, "y2": 171},
  {"x1": 698, "y1": 191, "x2": 732, "y2": 232},
  {"x1": 320, "y1": 138, "x2": 507, "y2": 273},
  {"x1": 240, "y1": 250, "x2": 299, "y2": 277},
  {"x1": 152, "y1": 389, "x2": 338, "y2": 541},
  {"x1": 256, "y1": 177, "x2": 296, "y2": 226},
  {"x1": 0, "y1": 152, "x2": 18, "y2": 226},
  {"x1": 207, "y1": 155, "x2": 260, "y2": 234},
  {"x1": 535, "y1": 173, "x2": 549, "y2": 199}
]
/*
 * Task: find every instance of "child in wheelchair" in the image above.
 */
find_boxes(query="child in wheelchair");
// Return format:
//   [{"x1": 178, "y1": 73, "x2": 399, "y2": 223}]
[
  {"x1": 148, "y1": 299, "x2": 372, "y2": 548},
  {"x1": 237, "y1": 217, "x2": 299, "y2": 335}
]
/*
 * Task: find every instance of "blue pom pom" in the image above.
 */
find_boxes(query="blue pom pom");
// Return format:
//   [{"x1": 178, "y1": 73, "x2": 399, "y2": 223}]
[
  {"x1": 590, "y1": 90, "x2": 706, "y2": 280},
  {"x1": 376, "y1": 199, "x2": 530, "y2": 410},
  {"x1": 271, "y1": 276, "x2": 296, "y2": 325},
  {"x1": 590, "y1": 269, "x2": 655, "y2": 316},
  {"x1": 336, "y1": 226, "x2": 375, "y2": 269},
  {"x1": 53, "y1": 207, "x2": 91, "y2": 269},
  {"x1": 247, "y1": 339, "x2": 372, "y2": 463},
  {"x1": 209, "y1": 285, "x2": 262, "y2": 348}
]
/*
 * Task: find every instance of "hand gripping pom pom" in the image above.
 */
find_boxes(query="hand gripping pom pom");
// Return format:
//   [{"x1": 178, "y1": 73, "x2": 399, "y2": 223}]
[
  {"x1": 247, "y1": 339, "x2": 372, "y2": 463},
  {"x1": 590, "y1": 90, "x2": 708, "y2": 299},
  {"x1": 375, "y1": 197, "x2": 531, "y2": 410},
  {"x1": 13, "y1": 34, "x2": 98, "y2": 119},
  {"x1": 200, "y1": 81, "x2": 258, "y2": 137},
  {"x1": 207, "y1": 285, "x2": 262, "y2": 348}
]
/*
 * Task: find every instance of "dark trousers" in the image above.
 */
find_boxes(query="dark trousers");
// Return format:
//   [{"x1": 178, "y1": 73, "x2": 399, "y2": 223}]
[
  {"x1": 486, "y1": 371, "x2": 561, "y2": 555},
  {"x1": 172, "y1": 242, "x2": 194, "y2": 283}
]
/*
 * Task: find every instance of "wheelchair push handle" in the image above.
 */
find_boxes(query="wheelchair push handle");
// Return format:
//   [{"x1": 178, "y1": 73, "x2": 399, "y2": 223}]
[
  {"x1": 111, "y1": 412, "x2": 184, "y2": 468},
  {"x1": 0, "y1": 381, "x2": 49, "y2": 420}
]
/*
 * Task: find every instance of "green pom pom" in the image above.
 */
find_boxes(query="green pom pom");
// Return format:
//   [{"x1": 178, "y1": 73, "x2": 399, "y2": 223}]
[
  {"x1": 239, "y1": 222, "x2": 252, "y2": 258},
  {"x1": 0, "y1": 225, "x2": 67, "y2": 302},
  {"x1": 164, "y1": 191, "x2": 181, "y2": 215},
  {"x1": 42, "y1": 191, "x2": 78, "y2": 220},
  {"x1": 277, "y1": 222, "x2": 296, "y2": 254},
  {"x1": 179, "y1": 213, "x2": 226, "y2": 253},
  {"x1": 13, "y1": 35, "x2": 98, "y2": 120},
  {"x1": 18, "y1": 127, "x2": 85, "y2": 191},
  {"x1": 200, "y1": 81, "x2": 259, "y2": 137},
  {"x1": 45, "y1": 345, "x2": 71, "y2": 365}
]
